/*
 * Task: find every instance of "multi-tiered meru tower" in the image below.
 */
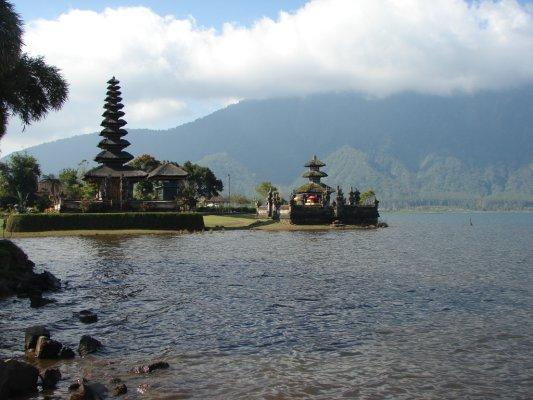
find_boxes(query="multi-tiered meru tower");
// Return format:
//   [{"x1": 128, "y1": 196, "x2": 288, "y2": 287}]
[{"x1": 84, "y1": 77, "x2": 147, "y2": 202}]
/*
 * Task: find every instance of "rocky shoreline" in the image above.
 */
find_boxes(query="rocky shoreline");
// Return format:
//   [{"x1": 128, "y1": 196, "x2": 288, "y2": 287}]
[{"x1": 0, "y1": 240, "x2": 170, "y2": 399}]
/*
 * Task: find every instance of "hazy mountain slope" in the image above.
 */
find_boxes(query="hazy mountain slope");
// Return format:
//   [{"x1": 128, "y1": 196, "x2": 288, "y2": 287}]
[
  {"x1": 3, "y1": 88, "x2": 532, "y2": 208},
  {"x1": 195, "y1": 153, "x2": 258, "y2": 197}
]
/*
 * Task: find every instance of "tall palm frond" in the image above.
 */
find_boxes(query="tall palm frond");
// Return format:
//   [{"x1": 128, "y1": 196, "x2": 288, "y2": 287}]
[
  {"x1": 1, "y1": 55, "x2": 69, "y2": 129},
  {"x1": 0, "y1": 0, "x2": 22, "y2": 72}
]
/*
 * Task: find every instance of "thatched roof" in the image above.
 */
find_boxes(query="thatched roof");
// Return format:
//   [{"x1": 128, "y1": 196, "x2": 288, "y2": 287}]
[
  {"x1": 294, "y1": 182, "x2": 333, "y2": 194},
  {"x1": 304, "y1": 155, "x2": 326, "y2": 168},
  {"x1": 84, "y1": 165, "x2": 147, "y2": 180},
  {"x1": 148, "y1": 162, "x2": 188, "y2": 181},
  {"x1": 302, "y1": 170, "x2": 328, "y2": 179}
]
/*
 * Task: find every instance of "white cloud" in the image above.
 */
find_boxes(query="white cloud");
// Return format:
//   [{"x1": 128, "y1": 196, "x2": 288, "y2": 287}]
[{"x1": 3, "y1": 0, "x2": 533, "y2": 155}]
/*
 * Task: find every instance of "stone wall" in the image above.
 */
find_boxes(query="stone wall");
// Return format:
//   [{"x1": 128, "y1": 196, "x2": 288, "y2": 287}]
[
  {"x1": 337, "y1": 205, "x2": 379, "y2": 225},
  {"x1": 290, "y1": 205, "x2": 334, "y2": 225}
]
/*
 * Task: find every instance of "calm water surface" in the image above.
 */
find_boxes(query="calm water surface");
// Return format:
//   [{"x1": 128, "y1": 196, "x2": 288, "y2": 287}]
[{"x1": 1, "y1": 212, "x2": 532, "y2": 399}]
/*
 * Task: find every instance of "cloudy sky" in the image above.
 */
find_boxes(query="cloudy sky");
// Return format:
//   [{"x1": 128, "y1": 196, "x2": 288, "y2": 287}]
[{"x1": 3, "y1": 0, "x2": 533, "y2": 155}]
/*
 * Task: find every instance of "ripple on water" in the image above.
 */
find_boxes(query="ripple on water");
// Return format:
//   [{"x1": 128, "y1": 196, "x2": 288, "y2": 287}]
[{"x1": 0, "y1": 212, "x2": 532, "y2": 399}]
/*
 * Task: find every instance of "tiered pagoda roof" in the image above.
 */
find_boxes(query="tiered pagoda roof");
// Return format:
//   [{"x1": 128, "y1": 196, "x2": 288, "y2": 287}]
[
  {"x1": 295, "y1": 155, "x2": 333, "y2": 194},
  {"x1": 85, "y1": 77, "x2": 147, "y2": 180}
]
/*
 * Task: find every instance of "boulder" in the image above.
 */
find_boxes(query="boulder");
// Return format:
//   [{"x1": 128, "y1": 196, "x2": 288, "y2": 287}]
[
  {"x1": 75, "y1": 310, "x2": 98, "y2": 324},
  {"x1": 69, "y1": 383, "x2": 97, "y2": 400},
  {"x1": 59, "y1": 345, "x2": 76, "y2": 359},
  {"x1": 29, "y1": 293, "x2": 55, "y2": 308},
  {"x1": 132, "y1": 361, "x2": 169, "y2": 374},
  {"x1": 0, "y1": 240, "x2": 60, "y2": 301},
  {"x1": 112, "y1": 383, "x2": 127, "y2": 396},
  {"x1": 0, "y1": 359, "x2": 39, "y2": 397},
  {"x1": 40, "y1": 367, "x2": 61, "y2": 389},
  {"x1": 78, "y1": 335, "x2": 102, "y2": 357},
  {"x1": 35, "y1": 336, "x2": 63, "y2": 359},
  {"x1": 25, "y1": 326, "x2": 50, "y2": 350}
]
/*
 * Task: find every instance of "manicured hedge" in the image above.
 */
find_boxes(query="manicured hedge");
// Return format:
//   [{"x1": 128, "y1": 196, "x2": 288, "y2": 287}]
[{"x1": 6, "y1": 212, "x2": 204, "y2": 232}]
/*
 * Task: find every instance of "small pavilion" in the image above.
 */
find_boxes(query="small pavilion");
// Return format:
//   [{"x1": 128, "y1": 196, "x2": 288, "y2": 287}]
[
  {"x1": 84, "y1": 77, "x2": 147, "y2": 203},
  {"x1": 293, "y1": 155, "x2": 333, "y2": 206},
  {"x1": 148, "y1": 162, "x2": 188, "y2": 200}
]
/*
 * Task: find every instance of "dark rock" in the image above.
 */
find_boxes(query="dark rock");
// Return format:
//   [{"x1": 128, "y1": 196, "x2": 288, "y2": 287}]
[
  {"x1": 68, "y1": 378, "x2": 84, "y2": 391},
  {"x1": 36, "y1": 336, "x2": 63, "y2": 359},
  {"x1": 112, "y1": 383, "x2": 127, "y2": 396},
  {"x1": 41, "y1": 367, "x2": 61, "y2": 389},
  {"x1": 75, "y1": 310, "x2": 98, "y2": 324},
  {"x1": 109, "y1": 377, "x2": 122, "y2": 384},
  {"x1": 132, "y1": 361, "x2": 169, "y2": 374},
  {"x1": 0, "y1": 240, "x2": 60, "y2": 301},
  {"x1": 32, "y1": 271, "x2": 61, "y2": 292},
  {"x1": 137, "y1": 383, "x2": 151, "y2": 394},
  {"x1": 30, "y1": 293, "x2": 55, "y2": 308},
  {"x1": 59, "y1": 346, "x2": 76, "y2": 359},
  {"x1": 0, "y1": 359, "x2": 39, "y2": 397},
  {"x1": 25, "y1": 326, "x2": 50, "y2": 350},
  {"x1": 78, "y1": 335, "x2": 102, "y2": 357},
  {"x1": 69, "y1": 383, "x2": 96, "y2": 400}
]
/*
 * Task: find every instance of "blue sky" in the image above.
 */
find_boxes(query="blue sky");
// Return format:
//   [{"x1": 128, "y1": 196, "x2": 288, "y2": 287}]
[{"x1": 14, "y1": 0, "x2": 309, "y2": 29}]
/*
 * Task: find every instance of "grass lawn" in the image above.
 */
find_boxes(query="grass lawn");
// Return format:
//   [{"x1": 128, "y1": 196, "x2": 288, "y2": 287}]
[{"x1": 203, "y1": 214, "x2": 261, "y2": 229}]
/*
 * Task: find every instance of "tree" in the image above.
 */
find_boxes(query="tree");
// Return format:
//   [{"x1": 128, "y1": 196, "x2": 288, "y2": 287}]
[
  {"x1": 0, "y1": 153, "x2": 41, "y2": 210},
  {"x1": 128, "y1": 154, "x2": 161, "y2": 200},
  {"x1": 0, "y1": 1, "x2": 68, "y2": 140},
  {"x1": 58, "y1": 166, "x2": 97, "y2": 200},
  {"x1": 58, "y1": 168, "x2": 82, "y2": 199},
  {"x1": 182, "y1": 161, "x2": 223, "y2": 198},
  {"x1": 256, "y1": 181, "x2": 278, "y2": 199}
]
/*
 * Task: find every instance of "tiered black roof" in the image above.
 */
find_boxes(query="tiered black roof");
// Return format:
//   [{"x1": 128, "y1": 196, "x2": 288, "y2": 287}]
[
  {"x1": 302, "y1": 155, "x2": 328, "y2": 181},
  {"x1": 296, "y1": 154, "x2": 333, "y2": 194},
  {"x1": 85, "y1": 78, "x2": 147, "y2": 180},
  {"x1": 94, "y1": 77, "x2": 134, "y2": 166}
]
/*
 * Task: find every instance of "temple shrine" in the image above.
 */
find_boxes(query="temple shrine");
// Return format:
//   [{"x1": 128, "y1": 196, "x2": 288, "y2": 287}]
[
  {"x1": 257, "y1": 155, "x2": 379, "y2": 225},
  {"x1": 58, "y1": 77, "x2": 188, "y2": 212}
]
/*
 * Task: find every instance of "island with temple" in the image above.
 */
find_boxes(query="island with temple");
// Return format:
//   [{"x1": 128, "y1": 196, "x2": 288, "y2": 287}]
[{"x1": 257, "y1": 155, "x2": 380, "y2": 226}]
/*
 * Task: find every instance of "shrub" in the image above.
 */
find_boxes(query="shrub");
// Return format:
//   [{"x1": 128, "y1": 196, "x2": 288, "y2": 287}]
[{"x1": 6, "y1": 212, "x2": 204, "y2": 232}]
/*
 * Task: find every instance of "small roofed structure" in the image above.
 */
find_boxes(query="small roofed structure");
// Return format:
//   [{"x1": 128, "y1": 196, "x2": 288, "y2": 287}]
[
  {"x1": 294, "y1": 155, "x2": 333, "y2": 206},
  {"x1": 84, "y1": 77, "x2": 147, "y2": 203},
  {"x1": 147, "y1": 162, "x2": 188, "y2": 200}
]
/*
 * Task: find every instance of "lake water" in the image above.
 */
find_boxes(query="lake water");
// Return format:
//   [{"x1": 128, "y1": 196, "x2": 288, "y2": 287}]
[{"x1": 1, "y1": 212, "x2": 532, "y2": 399}]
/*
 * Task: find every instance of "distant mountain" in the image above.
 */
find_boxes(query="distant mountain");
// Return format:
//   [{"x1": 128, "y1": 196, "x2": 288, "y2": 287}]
[{"x1": 3, "y1": 88, "x2": 533, "y2": 209}]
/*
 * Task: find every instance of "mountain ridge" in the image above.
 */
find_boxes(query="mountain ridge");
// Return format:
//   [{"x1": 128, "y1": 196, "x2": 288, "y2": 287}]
[{"x1": 3, "y1": 88, "x2": 532, "y2": 208}]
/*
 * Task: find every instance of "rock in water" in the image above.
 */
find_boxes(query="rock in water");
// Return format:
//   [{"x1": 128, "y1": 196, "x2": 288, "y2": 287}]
[
  {"x1": 25, "y1": 326, "x2": 50, "y2": 350},
  {"x1": 132, "y1": 361, "x2": 169, "y2": 374},
  {"x1": 69, "y1": 383, "x2": 96, "y2": 400},
  {"x1": 60, "y1": 345, "x2": 76, "y2": 359},
  {"x1": 35, "y1": 336, "x2": 63, "y2": 359},
  {"x1": 112, "y1": 383, "x2": 127, "y2": 396},
  {"x1": 75, "y1": 310, "x2": 98, "y2": 324},
  {"x1": 0, "y1": 359, "x2": 39, "y2": 397},
  {"x1": 29, "y1": 293, "x2": 55, "y2": 308},
  {"x1": 0, "y1": 240, "x2": 60, "y2": 300},
  {"x1": 40, "y1": 367, "x2": 61, "y2": 389},
  {"x1": 78, "y1": 335, "x2": 102, "y2": 357}
]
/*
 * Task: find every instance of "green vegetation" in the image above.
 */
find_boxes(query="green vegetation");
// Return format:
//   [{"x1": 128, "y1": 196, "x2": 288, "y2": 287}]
[
  {"x1": 6, "y1": 212, "x2": 204, "y2": 232},
  {"x1": 58, "y1": 165, "x2": 97, "y2": 200},
  {"x1": 256, "y1": 181, "x2": 278, "y2": 199},
  {"x1": 129, "y1": 154, "x2": 160, "y2": 200},
  {"x1": 0, "y1": 153, "x2": 41, "y2": 210},
  {"x1": 0, "y1": 0, "x2": 68, "y2": 140},
  {"x1": 128, "y1": 154, "x2": 223, "y2": 208}
]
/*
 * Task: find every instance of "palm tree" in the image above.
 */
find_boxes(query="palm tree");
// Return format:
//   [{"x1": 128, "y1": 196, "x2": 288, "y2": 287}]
[{"x1": 0, "y1": 0, "x2": 68, "y2": 140}]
